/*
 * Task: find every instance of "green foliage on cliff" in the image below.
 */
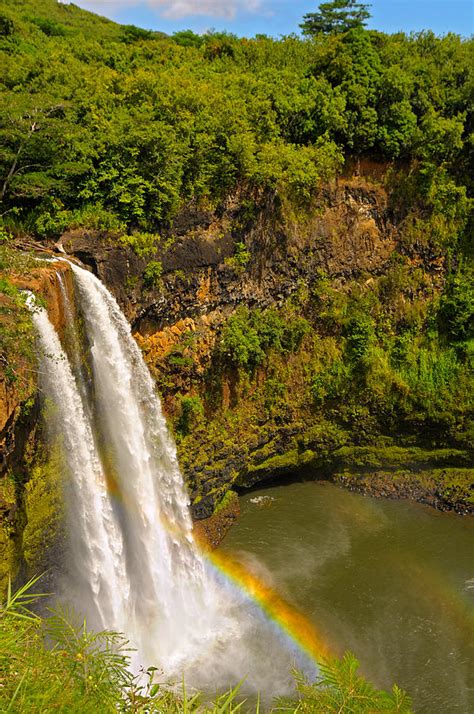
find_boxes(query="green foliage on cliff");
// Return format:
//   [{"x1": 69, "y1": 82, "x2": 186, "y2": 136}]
[
  {"x1": 22, "y1": 444, "x2": 63, "y2": 570},
  {"x1": 0, "y1": 579, "x2": 411, "y2": 713},
  {"x1": 143, "y1": 260, "x2": 163, "y2": 289},
  {"x1": 303, "y1": 258, "x2": 473, "y2": 437},
  {"x1": 216, "y1": 258, "x2": 473, "y2": 445},
  {"x1": 438, "y1": 264, "x2": 474, "y2": 343},
  {"x1": 0, "y1": 241, "x2": 37, "y2": 392},
  {"x1": 388, "y1": 165, "x2": 471, "y2": 254},
  {"x1": 0, "y1": 0, "x2": 471, "y2": 242},
  {"x1": 183, "y1": 255, "x2": 473, "y2": 508},
  {"x1": 219, "y1": 307, "x2": 310, "y2": 369},
  {"x1": 176, "y1": 395, "x2": 204, "y2": 437},
  {"x1": 0, "y1": 474, "x2": 19, "y2": 594},
  {"x1": 224, "y1": 241, "x2": 251, "y2": 272}
]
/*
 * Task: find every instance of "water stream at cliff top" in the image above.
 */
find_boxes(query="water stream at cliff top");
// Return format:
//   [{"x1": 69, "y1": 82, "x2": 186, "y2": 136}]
[{"x1": 28, "y1": 264, "x2": 310, "y2": 696}]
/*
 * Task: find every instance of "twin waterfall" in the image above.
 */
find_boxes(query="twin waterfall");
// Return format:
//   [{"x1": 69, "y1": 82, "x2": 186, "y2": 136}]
[{"x1": 28, "y1": 262, "x2": 304, "y2": 694}]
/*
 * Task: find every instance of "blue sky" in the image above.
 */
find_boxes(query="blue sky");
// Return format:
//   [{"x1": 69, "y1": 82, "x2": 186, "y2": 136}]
[{"x1": 73, "y1": 1, "x2": 473, "y2": 38}]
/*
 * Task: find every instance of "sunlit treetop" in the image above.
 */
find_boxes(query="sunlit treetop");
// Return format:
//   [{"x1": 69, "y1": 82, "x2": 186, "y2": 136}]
[{"x1": 300, "y1": 0, "x2": 371, "y2": 35}]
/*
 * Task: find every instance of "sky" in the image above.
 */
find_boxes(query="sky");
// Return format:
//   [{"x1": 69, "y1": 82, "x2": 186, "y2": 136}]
[{"x1": 71, "y1": 1, "x2": 473, "y2": 38}]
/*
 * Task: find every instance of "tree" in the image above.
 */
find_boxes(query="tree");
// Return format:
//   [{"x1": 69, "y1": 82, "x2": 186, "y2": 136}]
[
  {"x1": 300, "y1": 0, "x2": 371, "y2": 35},
  {"x1": 0, "y1": 97, "x2": 68, "y2": 204}
]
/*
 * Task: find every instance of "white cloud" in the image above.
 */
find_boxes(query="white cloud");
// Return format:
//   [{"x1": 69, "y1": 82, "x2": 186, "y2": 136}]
[
  {"x1": 78, "y1": 0, "x2": 262, "y2": 20},
  {"x1": 160, "y1": 1, "x2": 262, "y2": 20}
]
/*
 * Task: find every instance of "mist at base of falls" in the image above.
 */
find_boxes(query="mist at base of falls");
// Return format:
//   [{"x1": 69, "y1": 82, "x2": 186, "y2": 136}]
[{"x1": 27, "y1": 263, "x2": 313, "y2": 699}]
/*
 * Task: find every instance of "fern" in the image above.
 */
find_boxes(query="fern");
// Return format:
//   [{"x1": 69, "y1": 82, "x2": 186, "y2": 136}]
[{"x1": 275, "y1": 653, "x2": 412, "y2": 713}]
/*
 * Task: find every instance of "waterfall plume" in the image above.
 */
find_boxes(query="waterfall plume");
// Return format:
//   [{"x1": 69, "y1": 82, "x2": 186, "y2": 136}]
[{"x1": 27, "y1": 264, "x2": 312, "y2": 696}]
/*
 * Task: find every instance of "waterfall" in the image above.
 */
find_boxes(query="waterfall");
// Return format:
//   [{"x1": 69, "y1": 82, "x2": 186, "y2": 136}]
[
  {"x1": 28, "y1": 296, "x2": 129, "y2": 630},
  {"x1": 67, "y1": 262, "x2": 225, "y2": 670},
  {"x1": 30, "y1": 266, "x2": 229, "y2": 674},
  {"x1": 28, "y1": 263, "x2": 307, "y2": 695}
]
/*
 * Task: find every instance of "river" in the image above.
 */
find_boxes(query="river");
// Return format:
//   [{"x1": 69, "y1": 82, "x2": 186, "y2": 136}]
[{"x1": 218, "y1": 479, "x2": 474, "y2": 712}]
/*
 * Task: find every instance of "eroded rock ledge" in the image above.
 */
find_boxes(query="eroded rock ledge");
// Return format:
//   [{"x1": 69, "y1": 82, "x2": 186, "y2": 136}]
[{"x1": 52, "y1": 179, "x2": 472, "y2": 521}]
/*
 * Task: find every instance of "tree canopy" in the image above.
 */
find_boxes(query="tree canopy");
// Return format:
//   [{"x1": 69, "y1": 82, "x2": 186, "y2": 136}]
[
  {"x1": 0, "y1": 0, "x2": 471, "y2": 242},
  {"x1": 300, "y1": 0, "x2": 371, "y2": 36}
]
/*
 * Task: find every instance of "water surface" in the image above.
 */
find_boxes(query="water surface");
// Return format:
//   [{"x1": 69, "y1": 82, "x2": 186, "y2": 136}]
[{"x1": 219, "y1": 480, "x2": 474, "y2": 712}]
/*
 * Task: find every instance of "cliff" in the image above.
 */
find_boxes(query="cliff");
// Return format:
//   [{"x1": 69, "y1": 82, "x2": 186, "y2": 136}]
[
  {"x1": 52, "y1": 176, "x2": 474, "y2": 518},
  {"x1": 0, "y1": 171, "x2": 472, "y2": 589},
  {"x1": 0, "y1": 258, "x2": 71, "y2": 590},
  {"x1": 59, "y1": 178, "x2": 395, "y2": 327}
]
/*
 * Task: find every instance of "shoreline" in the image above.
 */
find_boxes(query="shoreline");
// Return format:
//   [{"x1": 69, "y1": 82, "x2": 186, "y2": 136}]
[
  {"x1": 195, "y1": 464, "x2": 473, "y2": 549},
  {"x1": 332, "y1": 467, "x2": 474, "y2": 516}
]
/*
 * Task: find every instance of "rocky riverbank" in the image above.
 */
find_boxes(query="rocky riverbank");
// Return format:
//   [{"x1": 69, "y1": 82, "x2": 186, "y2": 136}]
[{"x1": 333, "y1": 467, "x2": 474, "y2": 515}]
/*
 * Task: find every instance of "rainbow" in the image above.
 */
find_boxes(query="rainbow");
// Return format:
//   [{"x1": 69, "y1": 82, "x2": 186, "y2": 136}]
[
  {"x1": 384, "y1": 548, "x2": 474, "y2": 641},
  {"x1": 104, "y1": 472, "x2": 332, "y2": 665},
  {"x1": 202, "y1": 546, "x2": 332, "y2": 666}
]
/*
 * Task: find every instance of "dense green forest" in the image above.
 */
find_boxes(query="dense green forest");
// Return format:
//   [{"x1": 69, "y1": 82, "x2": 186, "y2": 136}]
[
  {"x1": 0, "y1": 0, "x2": 474, "y2": 472},
  {"x1": 1, "y1": 0, "x2": 473, "y2": 474},
  {"x1": 1, "y1": 0, "x2": 472, "y2": 237}
]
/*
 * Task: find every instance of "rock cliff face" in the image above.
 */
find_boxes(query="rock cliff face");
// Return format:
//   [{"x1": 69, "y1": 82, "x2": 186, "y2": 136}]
[
  {"x1": 59, "y1": 177, "x2": 399, "y2": 419},
  {"x1": 60, "y1": 178, "x2": 395, "y2": 330},
  {"x1": 0, "y1": 261, "x2": 70, "y2": 589},
  {"x1": 54, "y1": 177, "x2": 473, "y2": 519},
  {"x1": 0, "y1": 173, "x2": 471, "y2": 588}
]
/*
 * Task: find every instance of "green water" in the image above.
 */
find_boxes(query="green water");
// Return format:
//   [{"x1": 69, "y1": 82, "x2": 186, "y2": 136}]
[{"x1": 218, "y1": 480, "x2": 474, "y2": 712}]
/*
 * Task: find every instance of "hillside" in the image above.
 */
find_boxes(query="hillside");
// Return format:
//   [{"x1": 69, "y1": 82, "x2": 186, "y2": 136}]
[
  {"x1": 0, "y1": 2, "x2": 473, "y2": 710},
  {"x1": 0, "y1": 0, "x2": 473, "y2": 574},
  {"x1": 1, "y1": 0, "x2": 472, "y2": 235}
]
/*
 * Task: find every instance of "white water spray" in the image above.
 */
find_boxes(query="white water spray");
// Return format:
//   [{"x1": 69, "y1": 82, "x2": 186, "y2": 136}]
[
  {"x1": 27, "y1": 296, "x2": 129, "y2": 629},
  {"x1": 28, "y1": 264, "x2": 311, "y2": 694}
]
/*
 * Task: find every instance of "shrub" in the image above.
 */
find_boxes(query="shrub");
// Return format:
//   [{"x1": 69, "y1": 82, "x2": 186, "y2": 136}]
[
  {"x1": 438, "y1": 267, "x2": 474, "y2": 343},
  {"x1": 253, "y1": 309, "x2": 285, "y2": 351},
  {"x1": 264, "y1": 376, "x2": 287, "y2": 412},
  {"x1": 344, "y1": 314, "x2": 375, "y2": 363},
  {"x1": 66, "y1": 204, "x2": 126, "y2": 232},
  {"x1": 219, "y1": 307, "x2": 265, "y2": 369},
  {"x1": 177, "y1": 395, "x2": 204, "y2": 436},
  {"x1": 225, "y1": 241, "x2": 250, "y2": 271},
  {"x1": 167, "y1": 352, "x2": 194, "y2": 369},
  {"x1": 284, "y1": 316, "x2": 311, "y2": 351},
  {"x1": 120, "y1": 24, "x2": 154, "y2": 43},
  {"x1": 30, "y1": 17, "x2": 67, "y2": 37},
  {"x1": 143, "y1": 261, "x2": 163, "y2": 289},
  {"x1": 120, "y1": 232, "x2": 160, "y2": 258},
  {"x1": 0, "y1": 15, "x2": 14, "y2": 36},
  {"x1": 311, "y1": 357, "x2": 350, "y2": 404},
  {"x1": 251, "y1": 139, "x2": 342, "y2": 202},
  {"x1": 219, "y1": 308, "x2": 311, "y2": 370}
]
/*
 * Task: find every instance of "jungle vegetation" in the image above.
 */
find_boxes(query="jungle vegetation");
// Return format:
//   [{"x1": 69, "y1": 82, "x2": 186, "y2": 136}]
[
  {"x1": 1, "y1": 0, "x2": 471, "y2": 493},
  {"x1": 0, "y1": 2, "x2": 472, "y2": 706},
  {"x1": 0, "y1": 0, "x2": 472, "y2": 239}
]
